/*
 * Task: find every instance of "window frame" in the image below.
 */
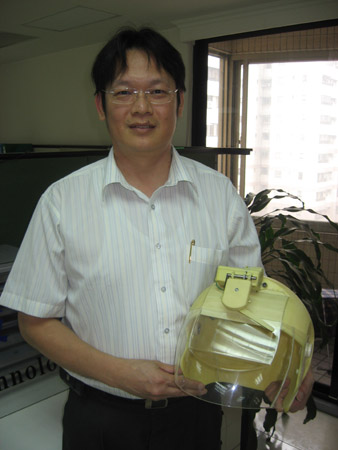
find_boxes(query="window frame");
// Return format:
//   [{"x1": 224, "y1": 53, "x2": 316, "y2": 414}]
[{"x1": 193, "y1": 19, "x2": 338, "y2": 221}]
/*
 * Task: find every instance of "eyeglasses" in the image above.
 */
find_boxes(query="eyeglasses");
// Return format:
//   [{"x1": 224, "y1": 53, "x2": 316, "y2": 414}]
[{"x1": 102, "y1": 88, "x2": 179, "y2": 105}]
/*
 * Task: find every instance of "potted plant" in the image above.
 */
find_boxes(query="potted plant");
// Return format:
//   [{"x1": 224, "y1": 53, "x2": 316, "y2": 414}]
[{"x1": 240, "y1": 188, "x2": 338, "y2": 449}]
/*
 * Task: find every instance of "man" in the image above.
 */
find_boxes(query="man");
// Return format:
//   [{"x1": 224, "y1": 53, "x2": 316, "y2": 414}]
[{"x1": 0, "y1": 27, "x2": 313, "y2": 449}]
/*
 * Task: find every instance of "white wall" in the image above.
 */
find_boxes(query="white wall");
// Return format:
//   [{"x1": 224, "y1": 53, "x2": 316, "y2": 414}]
[
  {"x1": 0, "y1": 42, "x2": 111, "y2": 146},
  {"x1": 0, "y1": 28, "x2": 193, "y2": 147},
  {"x1": 174, "y1": 0, "x2": 338, "y2": 42},
  {"x1": 0, "y1": 0, "x2": 336, "y2": 147}
]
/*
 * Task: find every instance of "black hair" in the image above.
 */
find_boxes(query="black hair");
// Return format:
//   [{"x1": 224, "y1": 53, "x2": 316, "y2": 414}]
[{"x1": 91, "y1": 27, "x2": 186, "y2": 112}]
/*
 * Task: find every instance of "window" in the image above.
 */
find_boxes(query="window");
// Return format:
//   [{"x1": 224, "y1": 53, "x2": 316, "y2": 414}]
[
  {"x1": 317, "y1": 172, "x2": 332, "y2": 182},
  {"x1": 321, "y1": 95, "x2": 336, "y2": 105},
  {"x1": 319, "y1": 134, "x2": 336, "y2": 144},
  {"x1": 322, "y1": 75, "x2": 337, "y2": 86},
  {"x1": 205, "y1": 23, "x2": 338, "y2": 222},
  {"x1": 318, "y1": 153, "x2": 332, "y2": 163},
  {"x1": 320, "y1": 115, "x2": 336, "y2": 125},
  {"x1": 246, "y1": 60, "x2": 338, "y2": 221},
  {"x1": 206, "y1": 55, "x2": 221, "y2": 148}
]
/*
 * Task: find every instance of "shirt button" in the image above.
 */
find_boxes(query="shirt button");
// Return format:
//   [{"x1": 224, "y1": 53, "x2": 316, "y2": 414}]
[
  {"x1": 161, "y1": 286, "x2": 166, "y2": 293},
  {"x1": 151, "y1": 204, "x2": 156, "y2": 210},
  {"x1": 155, "y1": 243, "x2": 161, "y2": 249},
  {"x1": 164, "y1": 328, "x2": 170, "y2": 334}
]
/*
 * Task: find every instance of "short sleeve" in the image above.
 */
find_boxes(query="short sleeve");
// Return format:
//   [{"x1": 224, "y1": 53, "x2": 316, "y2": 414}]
[
  {"x1": 226, "y1": 186, "x2": 263, "y2": 269},
  {"x1": 0, "y1": 187, "x2": 67, "y2": 318}
]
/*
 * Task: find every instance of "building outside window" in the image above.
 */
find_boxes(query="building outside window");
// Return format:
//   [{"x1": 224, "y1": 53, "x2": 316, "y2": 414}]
[{"x1": 206, "y1": 27, "x2": 338, "y2": 222}]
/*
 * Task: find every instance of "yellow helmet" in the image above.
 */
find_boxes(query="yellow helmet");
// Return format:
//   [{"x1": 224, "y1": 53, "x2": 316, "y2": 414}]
[{"x1": 175, "y1": 266, "x2": 314, "y2": 411}]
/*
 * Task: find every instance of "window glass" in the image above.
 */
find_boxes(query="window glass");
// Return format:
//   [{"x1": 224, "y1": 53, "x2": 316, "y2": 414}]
[
  {"x1": 207, "y1": 55, "x2": 221, "y2": 147},
  {"x1": 246, "y1": 61, "x2": 338, "y2": 222}
]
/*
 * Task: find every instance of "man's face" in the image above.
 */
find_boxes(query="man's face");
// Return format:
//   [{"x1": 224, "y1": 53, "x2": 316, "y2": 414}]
[{"x1": 95, "y1": 49, "x2": 184, "y2": 158}]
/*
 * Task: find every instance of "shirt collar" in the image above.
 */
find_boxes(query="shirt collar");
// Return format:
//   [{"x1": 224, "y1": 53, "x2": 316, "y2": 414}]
[
  {"x1": 103, "y1": 147, "x2": 127, "y2": 189},
  {"x1": 166, "y1": 147, "x2": 195, "y2": 187},
  {"x1": 103, "y1": 146, "x2": 197, "y2": 194}
]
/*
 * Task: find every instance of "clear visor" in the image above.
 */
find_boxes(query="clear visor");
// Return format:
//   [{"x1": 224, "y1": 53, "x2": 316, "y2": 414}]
[{"x1": 175, "y1": 309, "x2": 312, "y2": 410}]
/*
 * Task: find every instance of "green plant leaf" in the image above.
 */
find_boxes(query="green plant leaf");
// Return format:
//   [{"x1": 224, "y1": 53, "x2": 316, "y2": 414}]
[
  {"x1": 247, "y1": 188, "x2": 338, "y2": 344},
  {"x1": 304, "y1": 395, "x2": 317, "y2": 424},
  {"x1": 263, "y1": 408, "x2": 278, "y2": 434}
]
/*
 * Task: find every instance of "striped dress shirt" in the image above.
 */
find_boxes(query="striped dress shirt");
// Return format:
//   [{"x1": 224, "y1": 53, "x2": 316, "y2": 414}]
[{"x1": 1, "y1": 147, "x2": 262, "y2": 398}]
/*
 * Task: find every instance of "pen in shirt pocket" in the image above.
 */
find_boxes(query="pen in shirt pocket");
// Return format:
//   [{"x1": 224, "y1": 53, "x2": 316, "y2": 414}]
[{"x1": 189, "y1": 239, "x2": 195, "y2": 263}]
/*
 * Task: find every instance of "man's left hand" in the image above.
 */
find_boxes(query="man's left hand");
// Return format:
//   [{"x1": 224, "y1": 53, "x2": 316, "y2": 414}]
[
  {"x1": 288, "y1": 368, "x2": 314, "y2": 412},
  {"x1": 272, "y1": 368, "x2": 314, "y2": 413}
]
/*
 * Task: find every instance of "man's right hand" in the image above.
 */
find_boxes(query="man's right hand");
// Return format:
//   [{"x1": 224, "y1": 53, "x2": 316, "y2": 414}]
[
  {"x1": 18, "y1": 313, "x2": 205, "y2": 401},
  {"x1": 113, "y1": 359, "x2": 207, "y2": 400}
]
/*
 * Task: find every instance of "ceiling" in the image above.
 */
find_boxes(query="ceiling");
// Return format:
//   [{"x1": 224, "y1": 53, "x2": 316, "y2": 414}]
[{"x1": 0, "y1": 0, "x2": 268, "y2": 64}]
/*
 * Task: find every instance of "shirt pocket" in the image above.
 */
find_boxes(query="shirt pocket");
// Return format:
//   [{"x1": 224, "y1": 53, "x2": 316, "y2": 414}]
[
  {"x1": 189, "y1": 245, "x2": 224, "y2": 266},
  {"x1": 185, "y1": 245, "x2": 225, "y2": 304}
]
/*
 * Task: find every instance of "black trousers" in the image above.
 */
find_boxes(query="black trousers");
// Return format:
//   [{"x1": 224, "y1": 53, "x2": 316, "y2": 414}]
[{"x1": 62, "y1": 379, "x2": 222, "y2": 450}]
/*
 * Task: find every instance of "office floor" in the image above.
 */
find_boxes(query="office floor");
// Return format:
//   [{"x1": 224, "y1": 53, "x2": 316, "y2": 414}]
[
  {"x1": 0, "y1": 390, "x2": 68, "y2": 450},
  {"x1": 253, "y1": 407, "x2": 338, "y2": 450},
  {"x1": 0, "y1": 390, "x2": 337, "y2": 450}
]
